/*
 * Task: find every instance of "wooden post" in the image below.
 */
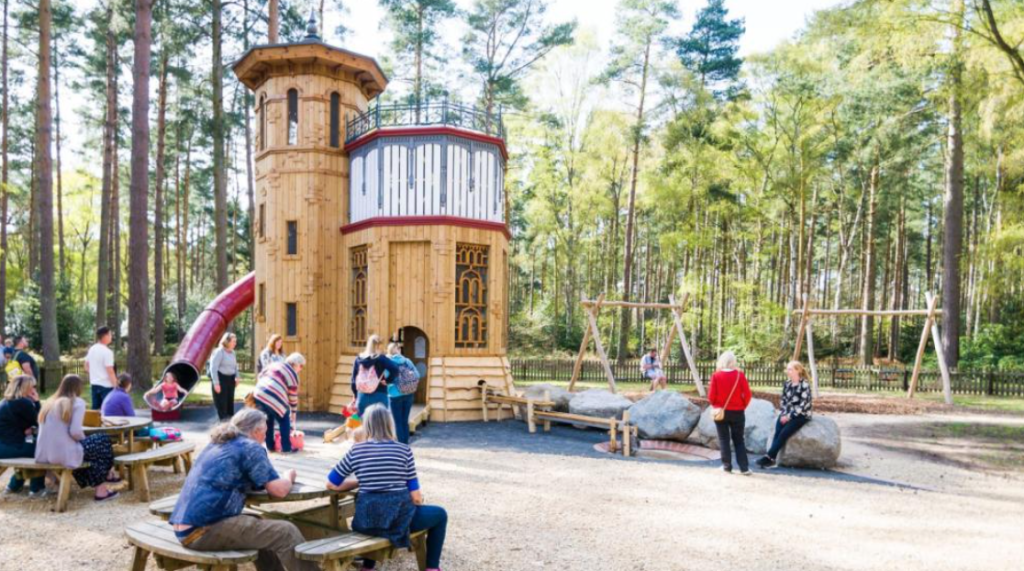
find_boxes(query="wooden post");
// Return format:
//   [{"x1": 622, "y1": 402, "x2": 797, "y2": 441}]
[
  {"x1": 805, "y1": 318, "x2": 820, "y2": 398},
  {"x1": 669, "y1": 295, "x2": 704, "y2": 397},
  {"x1": 930, "y1": 320, "x2": 954, "y2": 405},
  {"x1": 586, "y1": 303, "x2": 617, "y2": 393},
  {"x1": 621, "y1": 410, "x2": 631, "y2": 457},
  {"x1": 542, "y1": 390, "x2": 552, "y2": 431},
  {"x1": 568, "y1": 294, "x2": 601, "y2": 392},
  {"x1": 481, "y1": 388, "x2": 489, "y2": 423},
  {"x1": 526, "y1": 400, "x2": 536, "y2": 434},
  {"x1": 907, "y1": 292, "x2": 939, "y2": 399},
  {"x1": 608, "y1": 419, "x2": 618, "y2": 453},
  {"x1": 793, "y1": 295, "x2": 811, "y2": 360}
]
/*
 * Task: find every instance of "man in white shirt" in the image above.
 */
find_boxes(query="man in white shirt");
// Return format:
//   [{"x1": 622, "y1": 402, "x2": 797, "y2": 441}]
[{"x1": 85, "y1": 326, "x2": 117, "y2": 410}]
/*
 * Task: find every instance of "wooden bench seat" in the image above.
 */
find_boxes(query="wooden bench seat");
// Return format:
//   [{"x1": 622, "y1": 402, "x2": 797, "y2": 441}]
[
  {"x1": 296, "y1": 529, "x2": 427, "y2": 571},
  {"x1": 150, "y1": 493, "x2": 354, "y2": 534},
  {"x1": 479, "y1": 381, "x2": 554, "y2": 423},
  {"x1": 115, "y1": 441, "x2": 196, "y2": 502},
  {"x1": 125, "y1": 519, "x2": 257, "y2": 571},
  {"x1": 0, "y1": 457, "x2": 88, "y2": 512}
]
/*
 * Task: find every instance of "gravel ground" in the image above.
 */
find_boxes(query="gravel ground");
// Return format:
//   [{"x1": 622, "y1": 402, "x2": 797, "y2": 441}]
[{"x1": 1, "y1": 408, "x2": 1022, "y2": 571}]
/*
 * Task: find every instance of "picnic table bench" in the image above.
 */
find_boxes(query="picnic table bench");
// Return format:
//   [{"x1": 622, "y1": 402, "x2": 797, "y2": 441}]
[
  {"x1": 0, "y1": 457, "x2": 87, "y2": 512},
  {"x1": 296, "y1": 529, "x2": 428, "y2": 571},
  {"x1": 125, "y1": 519, "x2": 257, "y2": 571},
  {"x1": 115, "y1": 441, "x2": 196, "y2": 502}
]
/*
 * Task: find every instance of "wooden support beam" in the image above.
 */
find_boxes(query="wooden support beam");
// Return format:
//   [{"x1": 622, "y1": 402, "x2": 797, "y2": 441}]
[
  {"x1": 795, "y1": 308, "x2": 943, "y2": 317},
  {"x1": 568, "y1": 293, "x2": 602, "y2": 393},
  {"x1": 907, "y1": 292, "x2": 940, "y2": 399},
  {"x1": 669, "y1": 294, "x2": 704, "y2": 397},
  {"x1": 621, "y1": 410, "x2": 631, "y2": 457},
  {"x1": 587, "y1": 305, "x2": 618, "y2": 393},
  {"x1": 930, "y1": 318, "x2": 954, "y2": 405},
  {"x1": 793, "y1": 295, "x2": 812, "y2": 360},
  {"x1": 805, "y1": 318, "x2": 819, "y2": 398},
  {"x1": 581, "y1": 300, "x2": 685, "y2": 311}
]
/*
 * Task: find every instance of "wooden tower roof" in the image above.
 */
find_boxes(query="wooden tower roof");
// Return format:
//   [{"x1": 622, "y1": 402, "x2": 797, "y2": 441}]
[{"x1": 232, "y1": 39, "x2": 388, "y2": 99}]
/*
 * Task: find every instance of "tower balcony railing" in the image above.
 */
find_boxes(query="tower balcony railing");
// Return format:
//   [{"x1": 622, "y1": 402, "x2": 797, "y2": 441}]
[{"x1": 345, "y1": 98, "x2": 505, "y2": 144}]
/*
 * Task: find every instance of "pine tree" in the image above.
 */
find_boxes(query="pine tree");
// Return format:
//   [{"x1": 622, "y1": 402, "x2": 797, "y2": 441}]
[
  {"x1": 380, "y1": 0, "x2": 455, "y2": 107},
  {"x1": 674, "y1": 0, "x2": 744, "y2": 100}
]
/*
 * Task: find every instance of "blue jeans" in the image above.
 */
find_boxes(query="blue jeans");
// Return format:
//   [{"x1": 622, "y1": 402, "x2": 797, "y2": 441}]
[
  {"x1": 390, "y1": 394, "x2": 414, "y2": 444},
  {"x1": 0, "y1": 441, "x2": 44, "y2": 493},
  {"x1": 363, "y1": 504, "x2": 448, "y2": 569},
  {"x1": 356, "y1": 391, "x2": 390, "y2": 417},
  {"x1": 91, "y1": 385, "x2": 113, "y2": 410},
  {"x1": 767, "y1": 415, "x2": 810, "y2": 460},
  {"x1": 257, "y1": 402, "x2": 293, "y2": 452}
]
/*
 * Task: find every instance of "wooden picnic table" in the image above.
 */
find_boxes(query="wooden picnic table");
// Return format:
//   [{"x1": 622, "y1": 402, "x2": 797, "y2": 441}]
[
  {"x1": 249, "y1": 455, "x2": 354, "y2": 535},
  {"x1": 84, "y1": 416, "x2": 152, "y2": 452}
]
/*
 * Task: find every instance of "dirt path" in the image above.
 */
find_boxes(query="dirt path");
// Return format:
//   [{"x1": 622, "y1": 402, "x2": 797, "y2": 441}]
[{"x1": 1, "y1": 413, "x2": 1022, "y2": 571}]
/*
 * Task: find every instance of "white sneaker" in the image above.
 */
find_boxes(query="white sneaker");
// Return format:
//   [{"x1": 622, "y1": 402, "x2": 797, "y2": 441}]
[{"x1": 29, "y1": 489, "x2": 52, "y2": 499}]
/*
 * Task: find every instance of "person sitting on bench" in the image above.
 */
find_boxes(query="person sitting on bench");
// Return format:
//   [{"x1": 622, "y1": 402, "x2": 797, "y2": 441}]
[
  {"x1": 170, "y1": 408, "x2": 317, "y2": 571},
  {"x1": 327, "y1": 404, "x2": 448, "y2": 571},
  {"x1": 757, "y1": 361, "x2": 814, "y2": 469},
  {"x1": 0, "y1": 375, "x2": 43, "y2": 496},
  {"x1": 640, "y1": 348, "x2": 667, "y2": 391}
]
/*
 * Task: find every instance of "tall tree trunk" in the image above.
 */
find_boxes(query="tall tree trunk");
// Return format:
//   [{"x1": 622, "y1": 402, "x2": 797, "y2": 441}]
[
  {"x1": 212, "y1": 0, "x2": 228, "y2": 292},
  {"x1": 616, "y1": 40, "x2": 651, "y2": 363},
  {"x1": 36, "y1": 0, "x2": 59, "y2": 362},
  {"x1": 243, "y1": 0, "x2": 256, "y2": 360},
  {"x1": 96, "y1": 0, "x2": 116, "y2": 329},
  {"x1": 127, "y1": 0, "x2": 154, "y2": 386},
  {"x1": 859, "y1": 163, "x2": 879, "y2": 366},
  {"x1": 0, "y1": 0, "x2": 9, "y2": 334},
  {"x1": 111, "y1": 101, "x2": 121, "y2": 351},
  {"x1": 54, "y1": 30, "x2": 64, "y2": 282},
  {"x1": 941, "y1": 0, "x2": 966, "y2": 367},
  {"x1": 153, "y1": 50, "x2": 169, "y2": 356}
]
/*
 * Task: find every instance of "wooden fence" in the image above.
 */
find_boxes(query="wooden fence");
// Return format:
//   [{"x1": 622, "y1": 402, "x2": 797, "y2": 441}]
[{"x1": 510, "y1": 358, "x2": 1024, "y2": 398}]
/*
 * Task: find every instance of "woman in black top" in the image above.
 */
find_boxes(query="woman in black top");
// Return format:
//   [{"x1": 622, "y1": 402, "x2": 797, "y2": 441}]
[
  {"x1": 351, "y1": 335, "x2": 401, "y2": 417},
  {"x1": 0, "y1": 375, "x2": 44, "y2": 495},
  {"x1": 757, "y1": 361, "x2": 814, "y2": 469}
]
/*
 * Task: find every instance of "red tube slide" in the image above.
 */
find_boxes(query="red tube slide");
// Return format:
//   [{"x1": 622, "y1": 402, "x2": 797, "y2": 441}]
[{"x1": 161, "y1": 272, "x2": 255, "y2": 406}]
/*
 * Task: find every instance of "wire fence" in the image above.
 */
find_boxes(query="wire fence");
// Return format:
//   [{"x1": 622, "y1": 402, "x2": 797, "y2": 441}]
[{"x1": 510, "y1": 358, "x2": 1024, "y2": 398}]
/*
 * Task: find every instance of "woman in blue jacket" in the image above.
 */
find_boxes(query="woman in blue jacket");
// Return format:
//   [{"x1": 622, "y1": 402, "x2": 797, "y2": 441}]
[
  {"x1": 386, "y1": 342, "x2": 419, "y2": 444},
  {"x1": 351, "y1": 335, "x2": 401, "y2": 417}
]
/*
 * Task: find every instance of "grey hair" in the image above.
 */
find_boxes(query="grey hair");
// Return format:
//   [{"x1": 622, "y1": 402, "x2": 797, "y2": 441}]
[
  {"x1": 716, "y1": 351, "x2": 738, "y2": 371},
  {"x1": 210, "y1": 408, "x2": 267, "y2": 444},
  {"x1": 362, "y1": 404, "x2": 397, "y2": 442},
  {"x1": 286, "y1": 352, "x2": 306, "y2": 367}
]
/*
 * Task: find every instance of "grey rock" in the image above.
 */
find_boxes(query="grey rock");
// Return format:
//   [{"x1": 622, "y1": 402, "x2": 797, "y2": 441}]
[
  {"x1": 695, "y1": 398, "x2": 778, "y2": 454},
  {"x1": 774, "y1": 416, "x2": 842, "y2": 469},
  {"x1": 627, "y1": 390, "x2": 701, "y2": 441},
  {"x1": 568, "y1": 389, "x2": 633, "y2": 420},
  {"x1": 522, "y1": 383, "x2": 573, "y2": 412}
]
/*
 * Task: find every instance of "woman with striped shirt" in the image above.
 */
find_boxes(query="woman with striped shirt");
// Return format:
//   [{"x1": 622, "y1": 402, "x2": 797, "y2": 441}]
[
  {"x1": 253, "y1": 353, "x2": 305, "y2": 453},
  {"x1": 327, "y1": 404, "x2": 448, "y2": 571}
]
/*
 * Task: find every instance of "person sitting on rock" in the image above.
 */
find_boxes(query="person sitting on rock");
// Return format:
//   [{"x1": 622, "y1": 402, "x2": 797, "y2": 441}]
[
  {"x1": 757, "y1": 360, "x2": 814, "y2": 469},
  {"x1": 640, "y1": 348, "x2": 667, "y2": 391}
]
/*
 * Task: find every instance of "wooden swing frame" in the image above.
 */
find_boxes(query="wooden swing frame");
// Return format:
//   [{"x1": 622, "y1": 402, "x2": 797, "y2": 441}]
[
  {"x1": 568, "y1": 293, "x2": 705, "y2": 396},
  {"x1": 792, "y1": 291, "x2": 953, "y2": 405}
]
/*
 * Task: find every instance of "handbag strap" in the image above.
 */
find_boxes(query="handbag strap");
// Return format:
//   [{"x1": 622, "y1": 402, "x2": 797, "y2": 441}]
[{"x1": 720, "y1": 371, "x2": 740, "y2": 409}]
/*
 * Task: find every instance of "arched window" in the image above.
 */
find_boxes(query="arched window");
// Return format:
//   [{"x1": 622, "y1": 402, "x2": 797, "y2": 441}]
[
  {"x1": 455, "y1": 243, "x2": 488, "y2": 348},
  {"x1": 350, "y1": 246, "x2": 368, "y2": 346},
  {"x1": 287, "y1": 88, "x2": 298, "y2": 145},
  {"x1": 330, "y1": 92, "x2": 341, "y2": 148},
  {"x1": 258, "y1": 94, "x2": 267, "y2": 151}
]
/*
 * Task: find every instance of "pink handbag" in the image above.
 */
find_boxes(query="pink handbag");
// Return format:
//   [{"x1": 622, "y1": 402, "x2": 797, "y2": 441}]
[{"x1": 273, "y1": 430, "x2": 305, "y2": 452}]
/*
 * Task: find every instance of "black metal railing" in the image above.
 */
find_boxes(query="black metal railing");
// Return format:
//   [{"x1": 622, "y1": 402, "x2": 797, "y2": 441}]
[
  {"x1": 345, "y1": 98, "x2": 506, "y2": 143},
  {"x1": 509, "y1": 358, "x2": 1024, "y2": 398}
]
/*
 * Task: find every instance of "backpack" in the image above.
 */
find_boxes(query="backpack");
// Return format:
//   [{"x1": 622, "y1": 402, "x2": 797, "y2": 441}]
[
  {"x1": 396, "y1": 361, "x2": 420, "y2": 396},
  {"x1": 355, "y1": 363, "x2": 382, "y2": 394},
  {"x1": 4, "y1": 351, "x2": 23, "y2": 377}
]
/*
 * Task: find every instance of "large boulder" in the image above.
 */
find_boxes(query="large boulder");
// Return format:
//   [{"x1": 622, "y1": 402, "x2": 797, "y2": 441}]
[
  {"x1": 695, "y1": 399, "x2": 778, "y2": 454},
  {"x1": 775, "y1": 416, "x2": 842, "y2": 469},
  {"x1": 627, "y1": 390, "x2": 701, "y2": 441},
  {"x1": 568, "y1": 389, "x2": 632, "y2": 420},
  {"x1": 522, "y1": 383, "x2": 573, "y2": 412}
]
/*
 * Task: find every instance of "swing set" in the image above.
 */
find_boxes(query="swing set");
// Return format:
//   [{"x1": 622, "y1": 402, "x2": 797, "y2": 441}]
[
  {"x1": 792, "y1": 291, "x2": 953, "y2": 404},
  {"x1": 568, "y1": 293, "x2": 705, "y2": 396}
]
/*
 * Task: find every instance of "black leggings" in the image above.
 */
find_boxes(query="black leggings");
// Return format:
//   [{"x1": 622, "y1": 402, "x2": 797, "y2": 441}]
[
  {"x1": 213, "y1": 373, "x2": 237, "y2": 421},
  {"x1": 714, "y1": 410, "x2": 749, "y2": 471}
]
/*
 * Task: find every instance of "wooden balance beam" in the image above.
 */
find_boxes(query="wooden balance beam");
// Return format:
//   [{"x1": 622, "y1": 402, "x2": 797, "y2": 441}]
[
  {"x1": 478, "y1": 381, "x2": 555, "y2": 423},
  {"x1": 528, "y1": 408, "x2": 636, "y2": 457}
]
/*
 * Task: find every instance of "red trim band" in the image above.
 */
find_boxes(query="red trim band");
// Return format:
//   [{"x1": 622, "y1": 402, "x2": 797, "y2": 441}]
[
  {"x1": 341, "y1": 216, "x2": 511, "y2": 239},
  {"x1": 344, "y1": 126, "x2": 509, "y2": 161}
]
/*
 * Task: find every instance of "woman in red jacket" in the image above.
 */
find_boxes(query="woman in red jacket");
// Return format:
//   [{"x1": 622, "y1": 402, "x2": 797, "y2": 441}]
[{"x1": 708, "y1": 351, "x2": 752, "y2": 474}]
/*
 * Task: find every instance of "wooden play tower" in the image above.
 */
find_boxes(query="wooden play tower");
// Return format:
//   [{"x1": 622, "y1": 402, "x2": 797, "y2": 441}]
[{"x1": 233, "y1": 17, "x2": 515, "y2": 420}]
